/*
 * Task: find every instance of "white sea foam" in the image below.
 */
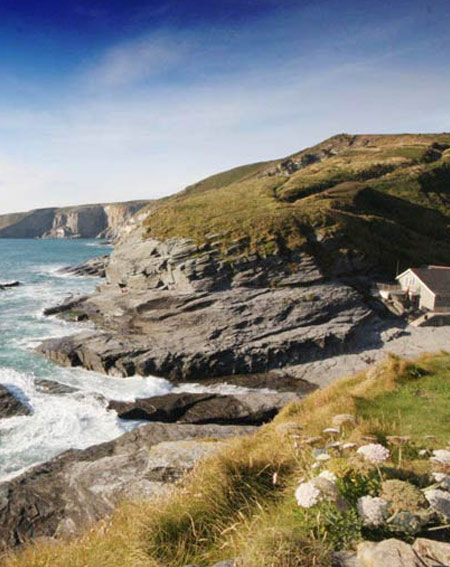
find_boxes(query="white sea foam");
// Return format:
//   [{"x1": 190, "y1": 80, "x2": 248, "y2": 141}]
[{"x1": 0, "y1": 366, "x2": 175, "y2": 481}]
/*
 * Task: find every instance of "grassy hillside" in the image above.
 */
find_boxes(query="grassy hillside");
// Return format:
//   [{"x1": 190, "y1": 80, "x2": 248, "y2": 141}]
[
  {"x1": 5, "y1": 351, "x2": 450, "y2": 567},
  {"x1": 143, "y1": 133, "x2": 450, "y2": 275}
]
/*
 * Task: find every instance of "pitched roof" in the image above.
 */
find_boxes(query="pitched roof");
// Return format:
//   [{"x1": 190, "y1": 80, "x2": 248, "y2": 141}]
[{"x1": 408, "y1": 266, "x2": 450, "y2": 296}]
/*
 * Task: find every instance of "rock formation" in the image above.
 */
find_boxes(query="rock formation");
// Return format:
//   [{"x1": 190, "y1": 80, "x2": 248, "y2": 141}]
[
  {"x1": 0, "y1": 385, "x2": 30, "y2": 418},
  {"x1": 0, "y1": 200, "x2": 149, "y2": 239},
  {"x1": 0, "y1": 421, "x2": 254, "y2": 549},
  {"x1": 108, "y1": 391, "x2": 299, "y2": 425}
]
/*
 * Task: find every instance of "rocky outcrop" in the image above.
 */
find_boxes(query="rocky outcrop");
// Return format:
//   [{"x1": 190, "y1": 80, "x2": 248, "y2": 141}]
[
  {"x1": 0, "y1": 201, "x2": 149, "y2": 240},
  {"x1": 57, "y1": 255, "x2": 110, "y2": 278},
  {"x1": 0, "y1": 281, "x2": 21, "y2": 290},
  {"x1": 108, "y1": 392, "x2": 299, "y2": 425},
  {"x1": 0, "y1": 385, "x2": 30, "y2": 418},
  {"x1": 38, "y1": 280, "x2": 376, "y2": 381},
  {"x1": 0, "y1": 421, "x2": 254, "y2": 549}
]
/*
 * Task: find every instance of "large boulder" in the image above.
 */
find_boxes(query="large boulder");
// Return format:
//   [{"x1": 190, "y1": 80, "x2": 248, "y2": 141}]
[
  {"x1": 0, "y1": 385, "x2": 30, "y2": 418},
  {"x1": 0, "y1": 421, "x2": 254, "y2": 550},
  {"x1": 108, "y1": 392, "x2": 299, "y2": 425}
]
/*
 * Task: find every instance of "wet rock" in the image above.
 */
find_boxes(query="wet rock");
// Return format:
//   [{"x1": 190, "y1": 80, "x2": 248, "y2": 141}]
[
  {"x1": 34, "y1": 379, "x2": 77, "y2": 395},
  {"x1": 108, "y1": 392, "x2": 298, "y2": 425},
  {"x1": 0, "y1": 281, "x2": 21, "y2": 290},
  {"x1": 0, "y1": 421, "x2": 254, "y2": 550},
  {"x1": 0, "y1": 385, "x2": 30, "y2": 418}
]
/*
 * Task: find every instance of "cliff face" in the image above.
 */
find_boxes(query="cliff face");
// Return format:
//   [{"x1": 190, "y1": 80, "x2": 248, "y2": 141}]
[{"x1": 0, "y1": 201, "x2": 149, "y2": 239}]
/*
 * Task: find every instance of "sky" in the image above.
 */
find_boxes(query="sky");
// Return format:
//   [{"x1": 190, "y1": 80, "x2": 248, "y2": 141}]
[{"x1": 0, "y1": 0, "x2": 449, "y2": 213}]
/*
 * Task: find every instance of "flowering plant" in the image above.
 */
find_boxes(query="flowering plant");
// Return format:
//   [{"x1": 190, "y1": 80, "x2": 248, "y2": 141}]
[
  {"x1": 356, "y1": 444, "x2": 390, "y2": 464},
  {"x1": 295, "y1": 481, "x2": 321, "y2": 508}
]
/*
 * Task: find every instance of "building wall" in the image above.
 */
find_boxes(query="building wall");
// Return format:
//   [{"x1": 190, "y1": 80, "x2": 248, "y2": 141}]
[
  {"x1": 397, "y1": 271, "x2": 436, "y2": 310},
  {"x1": 419, "y1": 287, "x2": 436, "y2": 311}
]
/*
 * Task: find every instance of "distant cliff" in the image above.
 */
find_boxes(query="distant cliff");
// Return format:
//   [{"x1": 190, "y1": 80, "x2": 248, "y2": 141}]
[{"x1": 0, "y1": 201, "x2": 150, "y2": 239}]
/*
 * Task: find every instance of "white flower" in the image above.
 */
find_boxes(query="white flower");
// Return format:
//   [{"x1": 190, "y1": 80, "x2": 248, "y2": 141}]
[
  {"x1": 315, "y1": 453, "x2": 330, "y2": 462},
  {"x1": 323, "y1": 427, "x2": 340, "y2": 434},
  {"x1": 430, "y1": 449, "x2": 450, "y2": 466},
  {"x1": 318, "y1": 470, "x2": 337, "y2": 484},
  {"x1": 342, "y1": 442, "x2": 357, "y2": 450},
  {"x1": 295, "y1": 481, "x2": 321, "y2": 508},
  {"x1": 357, "y1": 496, "x2": 388, "y2": 526},
  {"x1": 357, "y1": 443, "x2": 390, "y2": 464}
]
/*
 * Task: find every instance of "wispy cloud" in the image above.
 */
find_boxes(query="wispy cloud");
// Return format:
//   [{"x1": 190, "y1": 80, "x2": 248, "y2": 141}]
[{"x1": 84, "y1": 34, "x2": 189, "y2": 88}]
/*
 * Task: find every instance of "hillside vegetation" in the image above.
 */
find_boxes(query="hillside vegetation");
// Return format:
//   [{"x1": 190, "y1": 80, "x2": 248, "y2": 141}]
[
  {"x1": 5, "y1": 351, "x2": 450, "y2": 567},
  {"x1": 143, "y1": 133, "x2": 450, "y2": 274}
]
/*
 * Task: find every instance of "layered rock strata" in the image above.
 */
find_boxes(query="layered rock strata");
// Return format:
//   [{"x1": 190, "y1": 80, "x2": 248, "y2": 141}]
[{"x1": 0, "y1": 421, "x2": 254, "y2": 549}]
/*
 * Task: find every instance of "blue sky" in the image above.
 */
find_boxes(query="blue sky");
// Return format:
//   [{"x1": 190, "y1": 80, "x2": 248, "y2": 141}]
[{"x1": 0, "y1": 0, "x2": 449, "y2": 212}]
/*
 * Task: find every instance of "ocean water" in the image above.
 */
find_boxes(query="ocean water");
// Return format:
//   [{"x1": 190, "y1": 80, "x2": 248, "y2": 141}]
[
  {"x1": 0, "y1": 239, "x2": 256, "y2": 482},
  {"x1": 0, "y1": 239, "x2": 175, "y2": 482}
]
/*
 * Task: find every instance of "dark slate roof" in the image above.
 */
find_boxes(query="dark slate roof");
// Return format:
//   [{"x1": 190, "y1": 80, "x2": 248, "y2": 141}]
[{"x1": 410, "y1": 266, "x2": 450, "y2": 296}]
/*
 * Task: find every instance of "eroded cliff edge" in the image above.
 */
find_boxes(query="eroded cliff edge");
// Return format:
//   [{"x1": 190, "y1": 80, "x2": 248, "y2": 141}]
[{"x1": 0, "y1": 200, "x2": 150, "y2": 239}]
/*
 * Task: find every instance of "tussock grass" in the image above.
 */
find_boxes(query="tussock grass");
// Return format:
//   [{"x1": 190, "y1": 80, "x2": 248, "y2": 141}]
[{"x1": 5, "y1": 352, "x2": 450, "y2": 567}]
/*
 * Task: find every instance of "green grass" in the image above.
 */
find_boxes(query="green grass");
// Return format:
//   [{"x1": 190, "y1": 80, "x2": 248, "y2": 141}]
[{"x1": 356, "y1": 354, "x2": 450, "y2": 443}]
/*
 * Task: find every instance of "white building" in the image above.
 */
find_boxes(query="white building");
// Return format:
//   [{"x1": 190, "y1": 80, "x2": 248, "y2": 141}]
[{"x1": 396, "y1": 265, "x2": 450, "y2": 311}]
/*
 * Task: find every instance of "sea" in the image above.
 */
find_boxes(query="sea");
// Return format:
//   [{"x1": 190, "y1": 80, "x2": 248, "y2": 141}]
[{"x1": 0, "y1": 239, "x2": 177, "y2": 482}]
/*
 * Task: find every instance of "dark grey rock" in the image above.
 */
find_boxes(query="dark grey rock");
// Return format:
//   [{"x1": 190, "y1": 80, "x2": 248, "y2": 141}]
[
  {"x1": 0, "y1": 281, "x2": 21, "y2": 290},
  {"x1": 57, "y1": 255, "x2": 110, "y2": 278},
  {"x1": 108, "y1": 392, "x2": 299, "y2": 425},
  {"x1": 0, "y1": 385, "x2": 30, "y2": 418},
  {"x1": 38, "y1": 280, "x2": 375, "y2": 381},
  {"x1": 34, "y1": 379, "x2": 77, "y2": 395}
]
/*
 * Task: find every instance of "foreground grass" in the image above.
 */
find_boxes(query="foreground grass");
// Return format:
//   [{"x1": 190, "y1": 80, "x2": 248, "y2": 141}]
[{"x1": 5, "y1": 352, "x2": 450, "y2": 567}]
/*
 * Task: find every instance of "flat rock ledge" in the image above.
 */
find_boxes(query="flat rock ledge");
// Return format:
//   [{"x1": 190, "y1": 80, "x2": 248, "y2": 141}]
[
  {"x1": 0, "y1": 384, "x2": 30, "y2": 418},
  {"x1": 108, "y1": 392, "x2": 299, "y2": 425},
  {"x1": 0, "y1": 421, "x2": 254, "y2": 550},
  {"x1": 37, "y1": 282, "x2": 378, "y2": 382}
]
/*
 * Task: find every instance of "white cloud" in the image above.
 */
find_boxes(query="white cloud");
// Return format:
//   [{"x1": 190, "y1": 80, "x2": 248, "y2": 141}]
[{"x1": 83, "y1": 34, "x2": 188, "y2": 88}]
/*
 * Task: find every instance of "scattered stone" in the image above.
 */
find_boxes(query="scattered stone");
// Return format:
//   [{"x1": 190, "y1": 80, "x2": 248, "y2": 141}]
[
  {"x1": 424, "y1": 488, "x2": 450, "y2": 519},
  {"x1": 357, "y1": 539, "x2": 421, "y2": 567},
  {"x1": 0, "y1": 385, "x2": 30, "y2": 418},
  {"x1": 413, "y1": 538, "x2": 450, "y2": 567},
  {"x1": 332, "y1": 414, "x2": 356, "y2": 428}
]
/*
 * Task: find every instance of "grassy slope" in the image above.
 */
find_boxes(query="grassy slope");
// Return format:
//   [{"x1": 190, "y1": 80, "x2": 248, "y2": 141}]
[
  {"x1": 6, "y1": 351, "x2": 450, "y2": 567},
  {"x1": 143, "y1": 133, "x2": 450, "y2": 274}
]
